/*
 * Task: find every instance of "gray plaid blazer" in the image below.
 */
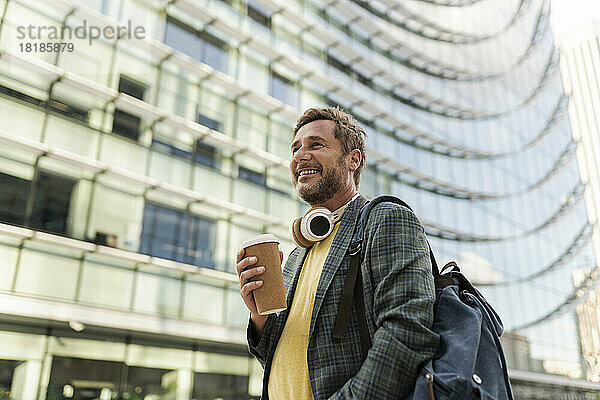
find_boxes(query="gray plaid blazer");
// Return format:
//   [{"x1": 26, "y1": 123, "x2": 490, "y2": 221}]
[{"x1": 248, "y1": 195, "x2": 439, "y2": 399}]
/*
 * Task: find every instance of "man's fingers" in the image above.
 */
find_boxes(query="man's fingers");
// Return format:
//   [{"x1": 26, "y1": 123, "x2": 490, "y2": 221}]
[
  {"x1": 240, "y1": 280, "x2": 263, "y2": 297},
  {"x1": 239, "y1": 266, "x2": 265, "y2": 288},
  {"x1": 279, "y1": 250, "x2": 283, "y2": 264},
  {"x1": 236, "y1": 256, "x2": 257, "y2": 276},
  {"x1": 236, "y1": 248, "x2": 246, "y2": 264}
]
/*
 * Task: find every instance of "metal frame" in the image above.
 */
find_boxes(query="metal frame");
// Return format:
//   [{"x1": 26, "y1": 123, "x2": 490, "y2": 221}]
[
  {"x1": 0, "y1": 130, "x2": 288, "y2": 232},
  {"x1": 0, "y1": 221, "x2": 237, "y2": 282}
]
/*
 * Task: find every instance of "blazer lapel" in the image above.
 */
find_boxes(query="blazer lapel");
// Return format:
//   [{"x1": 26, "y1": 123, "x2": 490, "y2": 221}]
[{"x1": 309, "y1": 195, "x2": 368, "y2": 340}]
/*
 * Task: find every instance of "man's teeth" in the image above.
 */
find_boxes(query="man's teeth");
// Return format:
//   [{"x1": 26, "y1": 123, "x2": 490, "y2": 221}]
[{"x1": 299, "y1": 169, "x2": 320, "y2": 177}]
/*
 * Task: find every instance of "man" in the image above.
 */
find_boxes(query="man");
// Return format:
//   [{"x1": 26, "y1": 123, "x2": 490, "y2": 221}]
[{"x1": 236, "y1": 107, "x2": 439, "y2": 399}]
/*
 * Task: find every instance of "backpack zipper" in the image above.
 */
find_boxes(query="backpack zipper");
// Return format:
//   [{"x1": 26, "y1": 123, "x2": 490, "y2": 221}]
[{"x1": 426, "y1": 373, "x2": 435, "y2": 400}]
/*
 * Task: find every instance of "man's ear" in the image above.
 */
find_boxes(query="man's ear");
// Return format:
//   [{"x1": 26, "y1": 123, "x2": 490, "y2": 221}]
[{"x1": 348, "y1": 149, "x2": 361, "y2": 172}]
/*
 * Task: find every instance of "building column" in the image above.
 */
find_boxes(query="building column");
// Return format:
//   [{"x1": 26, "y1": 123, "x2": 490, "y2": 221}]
[
  {"x1": 162, "y1": 368, "x2": 192, "y2": 400},
  {"x1": 10, "y1": 360, "x2": 42, "y2": 400}
]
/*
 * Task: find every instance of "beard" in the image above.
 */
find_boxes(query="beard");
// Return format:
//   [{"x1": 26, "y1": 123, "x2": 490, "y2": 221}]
[{"x1": 294, "y1": 156, "x2": 347, "y2": 205}]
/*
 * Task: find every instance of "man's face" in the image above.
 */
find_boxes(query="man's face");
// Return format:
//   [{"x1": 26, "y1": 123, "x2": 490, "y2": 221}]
[{"x1": 290, "y1": 120, "x2": 350, "y2": 205}]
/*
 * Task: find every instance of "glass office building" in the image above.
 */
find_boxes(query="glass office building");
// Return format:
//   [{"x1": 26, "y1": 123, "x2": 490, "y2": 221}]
[
  {"x1": 0, "y1": 0, "x2": 599, "y2": 398},
  {"x1": 559, "y1": 23, "x2": 600, "y2": 384}
]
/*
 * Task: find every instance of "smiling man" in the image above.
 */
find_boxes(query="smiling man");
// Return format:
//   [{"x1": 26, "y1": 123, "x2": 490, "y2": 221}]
[
  {"x1": 290, "y1": 118, "x2": 360, "y2": 210},
  {"x1": 236, "y1": 107, "x2": 439, "y2": 399}
]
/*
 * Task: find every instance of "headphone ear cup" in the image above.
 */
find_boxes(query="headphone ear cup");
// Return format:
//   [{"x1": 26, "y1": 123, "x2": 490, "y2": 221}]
[{"x1": 291, "y1": 217, "x2": 313, "y2": 248}]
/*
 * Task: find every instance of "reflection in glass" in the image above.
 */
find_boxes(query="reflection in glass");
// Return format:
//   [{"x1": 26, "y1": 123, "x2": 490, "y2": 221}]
[
  {"x1": 164, "y1": 19, "x2": 228, "y2": 73},
  {"x1": 47, "y1": 356, "x2": 175, "y2": 400},
  {"x1": 112, "y1": 76, "x2": 148, "y2": 141},
  {"x1": 270, "y1": 72, "x2": 297, "y2": 108},
  {"x1": 193, "y1": 372, "x2": 249, "y2": 400},
  {"x1": 0, "y1": 172, "x2": 29, "y2": 226},
  {"x1": 0, "y1": 360, "x2": 19, "y2": 396},
  {"x1": 139, "y1": 202, "x2": 216, "y2": 268},
  {"x1": 29, "y1": 171, "x2": 76, "y2": 236}
]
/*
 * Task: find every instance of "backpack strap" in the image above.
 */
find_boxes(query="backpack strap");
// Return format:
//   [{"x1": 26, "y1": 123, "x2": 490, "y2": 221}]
[
  {"x1": 332, "y1": 195, "x2": 439, "y2": 360},
  {"x1": 332, "y1": 241, "x2": 371, "y2": 361},
  {"x1": 351, "y1": 195, "x2": 440, "y2": 277}
]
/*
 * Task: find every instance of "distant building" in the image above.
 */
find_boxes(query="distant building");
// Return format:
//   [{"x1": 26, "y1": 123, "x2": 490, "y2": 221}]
[
  {"x1": 559, "y1": 22, "x2": 600, "y2": 384},
  {"x1": 573, "y1": 268, "x2": 600, "y2": 382}
]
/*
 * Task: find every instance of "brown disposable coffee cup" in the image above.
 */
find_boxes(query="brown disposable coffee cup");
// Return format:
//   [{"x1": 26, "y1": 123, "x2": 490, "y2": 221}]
[{"x1": 240, "y1": 234, "x2": 287, "y2": 315}]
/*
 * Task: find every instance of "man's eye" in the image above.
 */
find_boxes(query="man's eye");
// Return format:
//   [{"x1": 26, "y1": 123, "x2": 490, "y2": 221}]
[{"x1": 292, "y1": 143, "x2": 322, "y2": 153}]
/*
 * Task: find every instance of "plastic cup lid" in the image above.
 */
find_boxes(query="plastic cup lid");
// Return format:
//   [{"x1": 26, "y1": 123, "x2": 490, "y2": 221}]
[{"x1": 240, "y1": 233, "x2": 280, "y2": 249}]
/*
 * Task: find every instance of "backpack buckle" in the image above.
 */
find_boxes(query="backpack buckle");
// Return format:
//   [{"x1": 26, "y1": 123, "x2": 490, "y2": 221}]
[{"x1": 349, "y1": 242, "x2": 361, "y2": 256}]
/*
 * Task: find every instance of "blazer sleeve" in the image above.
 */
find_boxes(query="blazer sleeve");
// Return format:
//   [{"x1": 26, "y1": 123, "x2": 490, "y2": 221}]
[
  {"x1": 247, "y1": 313, "x2": 276, "y2": 368},
  {"x1": 329, "y1": 203, "x2": 439, "y2": 399}
]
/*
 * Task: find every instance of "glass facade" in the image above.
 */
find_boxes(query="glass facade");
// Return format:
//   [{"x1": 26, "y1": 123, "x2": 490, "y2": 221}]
[
  {"x1": 0, "y1": 0, "x2": 598, "y2": 398},
  {"x1": 559, "y1": 25, "x2": 600, "y2": 384},
  {"x1": 139, "y1": 202, "x2": 216, "y2": 268}
]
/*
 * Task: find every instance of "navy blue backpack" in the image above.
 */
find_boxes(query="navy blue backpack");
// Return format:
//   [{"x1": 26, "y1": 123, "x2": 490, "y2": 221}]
[{"x1": 333, "y1": 195, "x2": 514, "y2": 399}]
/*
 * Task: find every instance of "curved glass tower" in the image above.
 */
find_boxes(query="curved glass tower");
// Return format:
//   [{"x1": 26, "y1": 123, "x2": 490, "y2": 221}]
[{"x1": 0, "y1": 0, "x2": 598, "y2": 398}]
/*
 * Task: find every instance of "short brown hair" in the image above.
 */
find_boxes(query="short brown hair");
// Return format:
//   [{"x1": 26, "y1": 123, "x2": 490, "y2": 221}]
[{"x1": 293, "y1": 107, "x2": 367, "y2": 186}]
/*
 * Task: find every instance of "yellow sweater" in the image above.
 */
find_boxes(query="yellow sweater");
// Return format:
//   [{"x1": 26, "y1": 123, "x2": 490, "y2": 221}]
[{"x1": 268, "y1": 222, "x2": 341, "y2": 400}]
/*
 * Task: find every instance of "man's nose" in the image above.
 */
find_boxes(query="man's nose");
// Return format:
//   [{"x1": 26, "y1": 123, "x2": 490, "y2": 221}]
[{"x1": 294, "y1": 145, "x2": 311, "y2": 161}]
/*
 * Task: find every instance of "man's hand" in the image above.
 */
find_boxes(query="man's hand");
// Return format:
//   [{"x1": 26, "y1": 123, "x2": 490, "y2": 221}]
[{"x1": 236, "y1": 248, "x2": 284, "y2": 337}]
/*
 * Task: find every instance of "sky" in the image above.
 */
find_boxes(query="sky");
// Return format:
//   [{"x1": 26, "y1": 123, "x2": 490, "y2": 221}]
[{"x1": 551, "y1": 0, "x2": 600, "y2": 40}]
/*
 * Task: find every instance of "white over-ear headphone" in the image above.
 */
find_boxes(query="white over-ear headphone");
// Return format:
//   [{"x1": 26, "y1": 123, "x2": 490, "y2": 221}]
[{"x1": 289, "y1": 197, "x2": 355, "y2": 248}]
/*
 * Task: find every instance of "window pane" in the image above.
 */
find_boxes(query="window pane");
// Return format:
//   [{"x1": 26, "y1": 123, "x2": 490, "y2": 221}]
[
  {"x1": 194, "y1": 114, "x2": 221, "y2": 169},
  {"x1": 118, "y1": 76, "x2": 147, "y2": 100},
  {"x1": 194, "y1": 141, "x2": 218, "y2": 169},
  {"x1": 125, "y1": 365, "x2": 173, "y2": 399},
  {"x1": 78, "y1": 261, "x2": 134, "y2": 309},
  {"x1": 47, "y1": 356, "x2": 123, "y2": 400},
  {"x1": 140, "y1": 203, "x2": 178, "y2": 260},
  {"x1": 232, "y1": 178, "x2": 266, "y2": 213},
  {"x1": 44, "y1": 116, "x2": 99, "y2": 159},
  {"x1": 86, "y1": 184, "x2": 144, "y2": 251},
  {"x1": 270, "y1": 72, "x2": 296, "y2": 108},
  {"x1": 133, "y1": 272, "x2": 181, "y2": 316},
  {"x1": 164, "y1": 19, "x2": 228, "y2": 73},
  {"x1": 0, "y1": 359, "x2": 20, "y2": 393},
  {"x1": 189, "y1": 215, "x2": 216, "y2": 268},
  {"x1": 149, "y1": 144, "x2": 194, "y2": 188},
  {"x1": 152, "y1": 139, "x2": 192, "y2": 160},
  {"x1": 173, "y1": 214, "x2": 188, "y2": 263},
  {"x1": 140, "y1": 203, "x2": 216, "y2": 268},
  {"x1": 112, "y1": 109, "x2": 141, "y2": 141},
  {"x1": 0, "y1": 96, "x2": 44, "y2": 142},
  {"x1": 193, "y1": 372, "x2": 249, "y2": 400},
  {"x1": 226, "y1": 288, "x2": 248, "y2": 328},
  {"x1": 15, "y1": 248, "x2": 79, "y2": 301},
  {"x1": 47, "y1": 98, "x2": 88, "y2": 123},
  {"x1": 248, "y1": 0, "x2": 272, "y2": 28},
  {"x1": 111, "y1": 75, "x2": 148, "y2": 140},
  {"x1": 238, "y1": 166, "x2": 266, "y2": 186},
  {"x1": 182, "y1": 282, "x2": 223, "y2": 323},
  {"x1": 203, "y1": 36, "x2": 228, "y2": 73},
  {"x1": 30, "y1": 171, "x2": 76, "y2": 235},
  {"x1": 193, "y1": 166, "x2": 230, "y2": 202},
  {"x1": 99, "y1": 135, "x2": 148, "y2": 174},
  {"x1": 0, "y1": 172, "x2": 29, "y2": 226},
  {"x1": 164, "y1": 20, "x2": 203, "y2": 61},
  {"x1": 197, "y1": 113, "x2": 222, "y2": 132}
]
